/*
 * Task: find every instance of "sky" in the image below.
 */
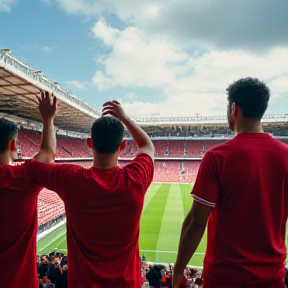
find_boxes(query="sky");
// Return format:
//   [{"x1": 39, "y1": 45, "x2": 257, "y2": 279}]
[{"x1": 1, "y1": 0, "x2": 288, "y2": 118}]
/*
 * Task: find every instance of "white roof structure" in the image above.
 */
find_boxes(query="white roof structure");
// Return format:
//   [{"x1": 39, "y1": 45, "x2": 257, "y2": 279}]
[{"x1": 0, "y1": 49, "x2": 99, "y2": 134}]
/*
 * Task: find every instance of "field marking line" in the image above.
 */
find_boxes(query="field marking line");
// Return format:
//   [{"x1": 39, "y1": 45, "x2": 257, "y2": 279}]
[
  {"x1": 140, "y1": 249, "x2": 205, "y2": 255},
  {"x1": 38, "y1": 232, "x2": 66, "y2": 252},
  {"x1": 56, "y1": 238, "x2": 67, "y2": 250}
]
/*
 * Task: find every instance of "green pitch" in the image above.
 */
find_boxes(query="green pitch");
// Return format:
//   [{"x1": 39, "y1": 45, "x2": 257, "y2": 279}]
[{"x1": 37, "y1": 183, "x2": 207, "y2": 266}]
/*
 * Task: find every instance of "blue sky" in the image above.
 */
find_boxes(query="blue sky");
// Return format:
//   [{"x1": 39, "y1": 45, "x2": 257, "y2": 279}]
[{"x1": 1, "y1": 0, "x2": 288, "y2": 117}]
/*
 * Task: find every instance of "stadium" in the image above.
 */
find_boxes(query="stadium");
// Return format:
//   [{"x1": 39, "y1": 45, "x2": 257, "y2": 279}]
[{"x1": 1, "y1": 49, "x2": 288, "y2": 284}]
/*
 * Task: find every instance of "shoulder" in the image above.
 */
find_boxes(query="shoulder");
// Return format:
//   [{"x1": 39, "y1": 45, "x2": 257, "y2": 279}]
[
  {"x1": 273, "y1": 138, "x2": 288, "y2": 150},
  {"x1": 33, "y1": 160, "x2": 84, "y2": 174},
  {"x1": 125, "y1": 153, "x2": 154, "y2": 168}
]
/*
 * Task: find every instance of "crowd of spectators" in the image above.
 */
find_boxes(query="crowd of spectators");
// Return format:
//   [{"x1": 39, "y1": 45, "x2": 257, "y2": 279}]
[
  {"x1": 37, "y1": 250, "x2": 288, "y2": 288},
  {"x1": 37, "y1": 252, "x2": 68, "y2": 288},
  {"x1": 142, "y1": 262, "x2": 203, "y2": 288},
  {"x1": 37, "y1": 252, "x2": 204, "y2": 288}
]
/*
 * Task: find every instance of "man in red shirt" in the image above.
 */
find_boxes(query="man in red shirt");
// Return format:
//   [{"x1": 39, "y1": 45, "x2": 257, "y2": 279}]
[
  {"x1": 174, "y1": 78, "x2": 288, "y2": 288},
  {"x1": 33, "y1": 101, "x2": 155, "y2": 288},
  {"x1": 0, "y1": 91, "x2": 57, "y2": 288}
]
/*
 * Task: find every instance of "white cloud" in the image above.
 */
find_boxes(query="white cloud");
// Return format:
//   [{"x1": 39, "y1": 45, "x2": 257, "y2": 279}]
[
  {"x1": 90, "y1": 19, "x2": 288, "y2": 117},
  {"x1": 47, "y1": 0, "x2": 288, "y2": 51},
  {"x1": 0, "y1": 0, "x2": 17, "y2": 12},
  {"x1": 66, "y1": 80, "x2": 87, "y2": 90},
  {"x1": 42, "y1": 46, "x2": 52, "y2": 53},
  {"x1": 110, "y1": 0, "x2": 288, "y2": 52},
  {"x1": 43, "y1": 0, "x2": 288, "y2": 117},
  {"x1": 92, "y1": 71, "x2": 113, "y2": 91},
  {"x1": 42, "y1": 0, "x2": 107, "y2": 15},
  {"x1": 92, "y1": 20, "x2": 119, "y2": 46},
  {"x1": 124, "y1": 92, "x2": 136, "y2": 100},
  {"x1": 92, "y1": 21, "x2": 188, "y2": 90}
]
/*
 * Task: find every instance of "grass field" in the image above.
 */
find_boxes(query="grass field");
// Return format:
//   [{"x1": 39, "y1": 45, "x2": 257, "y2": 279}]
[{"x1": 37, "y1": 183, "x2": 206, "y2": 266}]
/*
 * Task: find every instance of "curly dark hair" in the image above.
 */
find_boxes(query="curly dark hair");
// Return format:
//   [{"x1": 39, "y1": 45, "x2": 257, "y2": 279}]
[
  {"x1": 226, "y1": 77, "x2": 270, "y2": 119},
  {"x1": 0, "y1": 118, "x2": 18, "y2": 152},
  {"x1": 91, "y1": 116, "x2": 124, "y2": 154}
]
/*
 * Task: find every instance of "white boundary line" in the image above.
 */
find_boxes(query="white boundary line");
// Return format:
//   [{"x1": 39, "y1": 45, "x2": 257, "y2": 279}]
[
  {"x1": 38, "y1": 232, "x2": 66, "y2": 252},
  {"x1": 140, "y1": 249, "x2": 205, "y2": 255}
]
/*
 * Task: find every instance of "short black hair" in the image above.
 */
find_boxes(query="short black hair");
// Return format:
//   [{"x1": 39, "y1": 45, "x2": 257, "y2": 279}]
[
  {"x1": 0, "y1": 118, "x2": 18, "y2": 152},
  {"x1": 91, "y1": 116, "x2": 124, "y2": 154},
  {"x1": 226, "y1": 77, "x2": 270, "y2": 119}
]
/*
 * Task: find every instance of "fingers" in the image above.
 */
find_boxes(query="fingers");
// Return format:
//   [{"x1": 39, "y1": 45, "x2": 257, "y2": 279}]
[
  {"x1": 102, "y1": 100, "x2": 120, "y2": 107},
  {"x1": 101, "y1": 107, "x2": 116, "y2": 116},
  {"x1": 52, "y1": 96, "x2": 57, "y2": 110},
  {"x1": 38, "y1": 90, "x2": 55, "y2": 105}
]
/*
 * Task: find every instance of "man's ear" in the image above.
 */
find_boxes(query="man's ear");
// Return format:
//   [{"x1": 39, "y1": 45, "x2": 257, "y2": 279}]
[
  {"x1": 9, "y1": 139, "x2": 17, "y2": 152},
  {"x1": 86, "y1": 138, "x2": 92, "y2": 149},
  {"x1": 119, "y1": 139, "x2": 126, "y2": 152},
  {"x1": 231, "y1": 102, "x2": 240, "y2": 118}
]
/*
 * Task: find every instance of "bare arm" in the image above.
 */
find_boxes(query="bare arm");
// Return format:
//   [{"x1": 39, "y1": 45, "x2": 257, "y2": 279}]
[
  {"x1": 102, "y1": 100, "x2": 154, "y2": 155},
  {"x1": 173, "y1": 201, "x2": 213, "y2": 288},
  {"x1": 34, "y1": 91, "x2": 57, "y2": 163}
]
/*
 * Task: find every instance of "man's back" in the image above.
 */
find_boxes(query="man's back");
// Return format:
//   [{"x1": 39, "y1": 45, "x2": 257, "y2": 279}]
[
  {"x1": 34, "y1": 153, "x2": 154, "y2": 288},
  {"x1": 0, "y1": 161, "x2": 42, "y2": 288},
  {"x1": 192, "y1": 133, "x2": 288, "y2": 286}
]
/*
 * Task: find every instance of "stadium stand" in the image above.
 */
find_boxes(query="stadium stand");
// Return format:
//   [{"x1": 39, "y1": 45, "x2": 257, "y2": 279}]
[
  {"x1": 38, "y1": 189, "x2": 65, "y2": 226},
  {"x1": 18, "y1": 128, "x2": 288, "y2": 159},
  {"x1": 18, "y1": 128, "x2": 91, "y2": 158},
  {"x1": 115, "y1": 139, "x2": 227, "y2": 158}
]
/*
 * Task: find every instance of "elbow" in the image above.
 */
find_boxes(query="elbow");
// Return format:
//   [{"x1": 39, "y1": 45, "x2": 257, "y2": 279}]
[{"x1": 44, "y1": 148, "x2": 57, "y2": 163}]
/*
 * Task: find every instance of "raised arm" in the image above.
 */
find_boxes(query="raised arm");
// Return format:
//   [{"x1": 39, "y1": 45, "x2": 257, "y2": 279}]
[
  {"x1": 101, "y1": 100, "x2": 154, "y2": 156},
  {"x1": 34, "y1": 91, "x2": 57, "y2": 163}
]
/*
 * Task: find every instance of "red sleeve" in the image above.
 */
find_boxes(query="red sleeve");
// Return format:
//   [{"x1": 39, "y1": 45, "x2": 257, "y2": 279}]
[
  {"x1": 15, "y1": 160, "x2": 43, "y2": 193},
  {"x1": 191, "y1": 150, "x2": 220, "y2": 207},
  {"x1": 31, "y1": 160, "x2": 82, "y2": 200},
  {"x1": 123, "y1": 154, "x2": 154, "y2": 193}
]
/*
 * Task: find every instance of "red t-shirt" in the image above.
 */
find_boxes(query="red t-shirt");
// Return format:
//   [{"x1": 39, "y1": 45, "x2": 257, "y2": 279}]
[
  {"x1": 191, "y1": 133, "x2": 288, "y2": 287},
  {"x1": 0, "y1": 161, "x2": 42, "y2": 288},
  {"x1": 33, "y1": 153, "x2": 154, "y2": 288}
]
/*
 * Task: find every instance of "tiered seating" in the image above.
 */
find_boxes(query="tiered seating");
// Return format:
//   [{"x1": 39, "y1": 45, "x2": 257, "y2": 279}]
[
  {"x1": 120, "y1": 140, "x2": 138, "y2": 157},
  {"x1": 38, "y1": 189, "x2": 65, "y2": 225},
  {"x1": 152, "y1": 161, "x2": 200, "y2": 183},
  {"x1": 17, "y1": 129, "x2": 41, "y2": 157},
  {"x1": 121, "y1": 140, "x2": 226, "y2": 158},
  {"x1": 56, "y1": 136, "x2": 91, "y2": 158},
  {"x1": 18, "y1": 128, "x2": 91, "y2": 158}
]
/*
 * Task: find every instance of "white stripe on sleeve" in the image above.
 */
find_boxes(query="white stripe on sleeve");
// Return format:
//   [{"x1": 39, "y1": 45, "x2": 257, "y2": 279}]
[{"x1": 192, "y1": 194, "x2": 216, "y2": 207}]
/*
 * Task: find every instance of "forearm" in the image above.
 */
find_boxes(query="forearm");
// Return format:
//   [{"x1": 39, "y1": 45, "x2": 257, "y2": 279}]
[
  {"x1": 174, "y1": 220, "x2": 206, "y2": 275},
  {"x1": 122, "y1": 117, "x2": 154, "y2": 149},
  {"x1": 40, "y1": 118, "x2": 56, "y2": 156}
]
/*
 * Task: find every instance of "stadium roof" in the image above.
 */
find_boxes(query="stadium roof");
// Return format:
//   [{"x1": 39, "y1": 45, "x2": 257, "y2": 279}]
[{"x1": 0, "y1": 49, "x2": 99, "y2": 134}]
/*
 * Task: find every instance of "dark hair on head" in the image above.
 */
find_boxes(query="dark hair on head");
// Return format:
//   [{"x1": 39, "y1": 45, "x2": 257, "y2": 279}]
[
  {"x1": 195, "y1": 278, "x2": 203, "y2": 285},
  {"x1": 0, "y1": 118, "x2": 18, "y2": 152},
  {"x1": 226, "y1": 77, "x2": 270, "y2": 119},
  {"x1": 91, "y1": 116, "x2": 124, "y2": 154}
]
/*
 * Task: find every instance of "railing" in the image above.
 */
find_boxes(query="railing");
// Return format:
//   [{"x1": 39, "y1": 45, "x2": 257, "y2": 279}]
[{"x1": 132, "y1": 114, "x2": 288, "y2": 124}]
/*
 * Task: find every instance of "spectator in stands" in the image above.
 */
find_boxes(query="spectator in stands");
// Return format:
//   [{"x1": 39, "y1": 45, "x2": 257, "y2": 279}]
[
  {"x1": 47, "y1": 262, "x2": 62, "y2": 287},
  {"x1": 33, "y1": 100, "x2": 155, "y2": 288},
  {"x1": 173, "y1": 77, "x2": 288, "y2": 288},
  {"x1": 0, "y1": 91, "x2": 57, "y2": 288},
  {"x1": 146, "y1": 266, "x2": 161, "y2": 288},
  {"x1": 194, "y1": 278, "x2": 203, "y2": 288}
]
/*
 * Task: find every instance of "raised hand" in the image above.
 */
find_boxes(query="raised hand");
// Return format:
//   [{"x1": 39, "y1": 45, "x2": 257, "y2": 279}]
[
  {"x1": 101, "y1": 100, "x2": 127, "y2": 122},
  {"x1": 37, "y1": 91, "x2": 57, "y2": 121}
]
